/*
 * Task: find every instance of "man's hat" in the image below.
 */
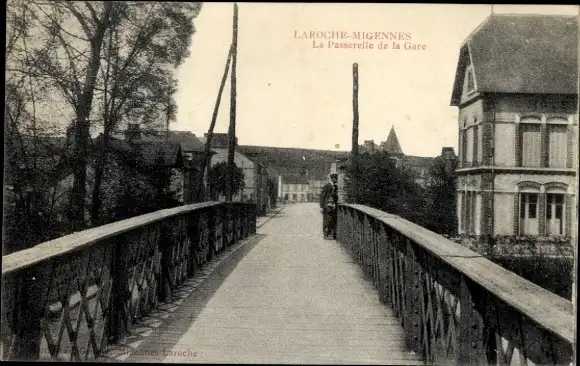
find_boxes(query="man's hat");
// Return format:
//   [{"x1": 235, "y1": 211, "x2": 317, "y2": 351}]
[{"x1": 330, "y1": 173, "x2": 338, "y2": 178}]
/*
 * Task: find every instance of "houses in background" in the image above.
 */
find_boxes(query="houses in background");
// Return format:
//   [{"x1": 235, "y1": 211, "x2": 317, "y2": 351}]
[
  {"x1": 200, "y1": 133, "x2": 272, "y2": 213},
  {"x1": 236, "y1": 145, "x2": 347, "y2": 205},
  {"x1": 165, "y1": 130, "x2": 212, "y2": 203},
  {"x1": 281, "y1": 175, "x2": 310, "y2": 203},
  {"x1": 450, "y1": 14, "x2": 578, "y2": 256}
]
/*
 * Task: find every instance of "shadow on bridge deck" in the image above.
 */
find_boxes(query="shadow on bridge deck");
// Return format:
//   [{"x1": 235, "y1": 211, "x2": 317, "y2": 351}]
[{"x1": 102, "y1": 203, "x2": 423, "y2": 364}]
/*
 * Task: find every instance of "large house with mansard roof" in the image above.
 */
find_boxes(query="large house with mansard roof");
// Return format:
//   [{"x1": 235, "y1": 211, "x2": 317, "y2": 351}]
[{"x1": 451, "y1": 13, "x2": 578, "y2": 254}]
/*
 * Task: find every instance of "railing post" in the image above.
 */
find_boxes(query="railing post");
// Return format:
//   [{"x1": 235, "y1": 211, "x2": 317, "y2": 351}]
[
  {"x1": 252, "y1": 204, "x2": 257, "y2": 234},
  {"x1": 208, "y1": 206, "x2": 217, "y2": 260},
  {"x1": 11, "y1": 262, "x2": 52, "y2": 360},
  {"x1": 355, "y1": 212, "x2": 362, "y2": 263},
  {"x1": 458, "y1": 277, "x2": 487, "y2": 365},
  {"x1": 363, "y1": 217, "x2": 371, "y2": 278},
  {"x1": 160, "y1": 222, "x2": 175, "y2": 303},
  {"x1": 377, "y1": 224, "x2": 392, "y2": 305},
  {"x1": 372, "y1": 219, "x2": 379, "y2": 287},
  {"x1": 390, "y1": 231, "x2": 404, "y2": 322},
  {"x1": 238, "y1": 204, "x2": 245, "y2": 240},
  {"x1": 235, "y1": 203, "x2": 242, "y2": 241},
  {"x1": 109, "y1": 235, "x2": 132, "y2": 343},
  {"x1": 216, "y1": 205, "x2": 224, "y2": 253},
  {"x1": 348, "y1": 208, "x2": 355, "y2": 254},
  {"x1": 403, "y1": 238, "x2": 423, "y2": 354},
  {"x1": 227, "y1": 203, "x2": 234, "y2": 246},
  {"x1": 187, "y1": 211, "x2": 200, "y2": 278}
]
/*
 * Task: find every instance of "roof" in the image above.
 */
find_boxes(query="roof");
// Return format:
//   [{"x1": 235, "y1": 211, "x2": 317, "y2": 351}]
[
  {"x1": 166, "y1": 131, "x2": 206, "y2": 152},
  {"x1": 451, "y1": 14, "x2": 578, "y2": 105},
  {"x1": 402, "y1": 155, "x2": 435, "y2": 169},
  {"x1": 132, "y1": 140, "x2": 183, "y2": 167},
  {"x1": 205, "y1": 133, "x2": 237, "y2": 148},
  {"x1": 335, "y1": 153, "x2": 435, "y2": 174},
  {"x1": 382, "y1": 126, "x2": 403, "y2": 155},
  {"x1": 237, "y1": 145, "x2": 348, "y2": 180},
  {"x1": 5, "y1": 135, "x2": 73, "y2": 186},
  {"x1": 95, "y1": 135, "x2": 183, "y2": 167},
  {"x1": 283, "y1": 174, "x2": 310, "y2": 185}
]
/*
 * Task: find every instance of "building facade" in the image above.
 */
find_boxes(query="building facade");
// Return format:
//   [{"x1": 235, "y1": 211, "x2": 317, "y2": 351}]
[
  {"x1": 203, "y1": 133, "x2": 273, "y2": 210},
  {"x1": 281, "y1": 176, "x2": 310, "y2": 203},
  {"x1": 450, "y1": 14, "x2": 578, "y2": 254}
]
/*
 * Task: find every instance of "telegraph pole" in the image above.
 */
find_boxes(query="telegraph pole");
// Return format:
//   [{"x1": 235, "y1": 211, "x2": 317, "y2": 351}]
[
  {"x1": 226, "y1": 3, "x2": 238, "y2": 201},
  {"x1": 195, "y1": 45, "x2": 233, "y2": 202},
  {"x1": 350, "y1": 63, "x2": 360, "y2": 203}
]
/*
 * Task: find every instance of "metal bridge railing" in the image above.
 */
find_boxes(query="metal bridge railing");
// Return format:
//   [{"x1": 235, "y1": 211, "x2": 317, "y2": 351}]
[
  {"x1": 1, "y1": 202, "x2": 256, "y2": 361},
  {"x1": 337, "y1": 204, "x2": 574, "y2": 365}
]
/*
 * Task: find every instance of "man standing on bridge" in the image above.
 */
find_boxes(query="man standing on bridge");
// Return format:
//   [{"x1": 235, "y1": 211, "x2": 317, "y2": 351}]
[{"x1": 320, "y1": 173, "x2": 339, "y2": 239}]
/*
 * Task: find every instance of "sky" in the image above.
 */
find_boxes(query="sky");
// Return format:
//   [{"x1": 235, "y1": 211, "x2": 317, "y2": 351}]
[{"x1": 172, "y1": 3, "x2": 579, "y2": 157}]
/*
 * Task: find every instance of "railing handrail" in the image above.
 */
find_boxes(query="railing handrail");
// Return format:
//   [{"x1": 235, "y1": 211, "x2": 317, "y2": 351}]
[
  {"x1": 2, "y1": 201, "x2": 252, "y2": 276},
  {"x1": 340, "y1": 203, "x2": 574, "y2": 344}
]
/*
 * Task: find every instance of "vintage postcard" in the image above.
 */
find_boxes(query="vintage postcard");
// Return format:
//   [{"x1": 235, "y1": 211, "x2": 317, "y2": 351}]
[{"x1": 3, "y1": 2, "x2": 578, "y2": 364}]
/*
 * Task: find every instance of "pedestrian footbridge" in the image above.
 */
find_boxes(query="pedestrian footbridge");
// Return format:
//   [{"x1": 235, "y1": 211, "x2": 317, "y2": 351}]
[{"x1": 1, "y1": 203, "x2": 574, "y2": 364}]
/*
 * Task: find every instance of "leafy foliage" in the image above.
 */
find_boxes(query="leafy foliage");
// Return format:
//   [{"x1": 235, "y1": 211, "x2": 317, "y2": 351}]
[
  {"x1": 111, "y1": 148, "x2": 181, "y2": 221},
  {"x1": 345, "y1": 152, "x2": 428, "y2": 223},
  {"x1": 344, "y1": 151, "x2": 459, "y2": 233},
  {"x1": 267, "y1": 177, "x2": 278, "y2": 206},
  {"x1": 424, "y1": 155, "x2": 458, "y2": 235},
  {"x1": 4, "y1": 1, "x2": 203, "y2": 251},
  {"x1": 208, "y1": 162, "x2": 245, "y2": 200}
]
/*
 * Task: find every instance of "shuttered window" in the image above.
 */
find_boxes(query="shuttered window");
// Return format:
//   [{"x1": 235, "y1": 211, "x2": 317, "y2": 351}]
[
  {"x1": 466, "y1": 128, "x2": 474, "y2": 164},
  {"x1": 548, "y1": 124, "x2": 567, "y2": 168},
  {"x1": 521, "y1": 124, "x2": 541, "y2": 167}
]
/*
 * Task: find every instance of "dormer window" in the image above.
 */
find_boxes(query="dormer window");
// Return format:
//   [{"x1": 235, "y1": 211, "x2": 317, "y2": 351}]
[{"x1": 466, "y1": 67, "x2": 475, "y2": 94}]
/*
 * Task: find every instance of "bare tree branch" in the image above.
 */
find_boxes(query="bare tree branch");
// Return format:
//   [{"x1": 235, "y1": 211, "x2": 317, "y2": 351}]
[
  {"x1": 31, "y1": 2, "x2": 91, "y2": 43},
  {"x1": 61, "y1": 2, "x2": 94, "y2": 40},
  {"x1": 84, "y1": 2, "x2": 101, "y2": 26}
]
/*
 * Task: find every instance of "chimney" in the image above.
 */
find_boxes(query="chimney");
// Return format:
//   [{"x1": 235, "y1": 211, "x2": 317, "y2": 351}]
[
  {"x1": 125, "y1": 123, "x2": 141, "y2": 141},
  {"x1": 364, "y1": 140, "x2": 375, "y2": 152}
]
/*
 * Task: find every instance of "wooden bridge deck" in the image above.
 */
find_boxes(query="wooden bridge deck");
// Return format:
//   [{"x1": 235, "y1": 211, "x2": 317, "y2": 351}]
[{"x1": 103, "y1": 203, "x2": 423, "y2": 364}]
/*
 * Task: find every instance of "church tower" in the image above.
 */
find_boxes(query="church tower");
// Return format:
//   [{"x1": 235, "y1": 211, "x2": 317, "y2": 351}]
[{"x1": 381, "y1": 126, "x2": 404, "y2": 167}]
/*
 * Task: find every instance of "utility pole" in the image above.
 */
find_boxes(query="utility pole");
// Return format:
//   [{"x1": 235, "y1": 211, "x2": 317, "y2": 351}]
[
  {"x1": 226, "y1": 3, "x2": 238, "y2": 202},
  {"x1": 195, "y1": 45, "x2": 233, "y2": 202},
  {"x1": 350, "y1": 62, "x2": 359, "y2": 203}
]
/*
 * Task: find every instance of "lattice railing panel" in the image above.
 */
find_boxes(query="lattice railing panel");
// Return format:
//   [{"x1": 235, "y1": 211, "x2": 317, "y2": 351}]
[
  {"x1": 33, "y1": 241, "x2": 114, "y2": 361},
  {"x1": 2, "y1": 202, "x2": 257, "y2": 361},
  {"x1": 336, "y1": 204, "x2": 574, "y2": 366},
  {"x1": 126, "y1": 226, "x2": 162, "y2": 323},
  {"x1": 195, "y1": 213, "x2": 211, "y2": 266},
  {"x1": 420, "y1": 271, "x2": 460, "y2": 364}
]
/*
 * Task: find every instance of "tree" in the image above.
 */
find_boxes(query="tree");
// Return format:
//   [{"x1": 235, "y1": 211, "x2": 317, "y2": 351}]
[
  {"x1": 267, "y1": 177, "x2": 277, "y2": 207},
  {"x1": 90, "y1": 2, "x2": 201, "y2": 225},
  {"x1": 111, "y1": 146, "x2": 181, "y2": 221},
  {"x1": 5, "y1": 1, "x2": 203, "y2": 231},
  {"x1": 4, "y1": 1, "x2": 79, "y2": 252},
  {"x1": 345, "y1": 151, "x2": 427, "y2": 223},
  {"x1": 425, "y1": 155, "x2": 458, "y2": 236},
  {"x1": 208, "y1": 162, "x2": 245, "y2": 201}
]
